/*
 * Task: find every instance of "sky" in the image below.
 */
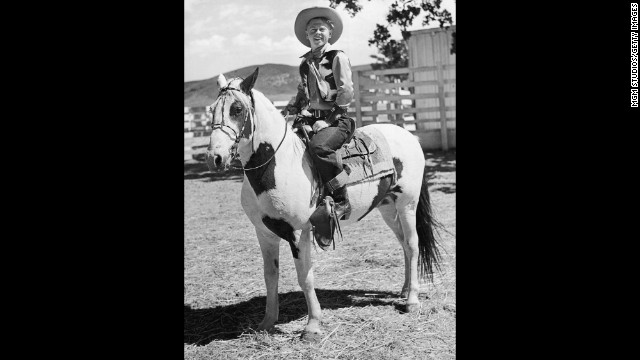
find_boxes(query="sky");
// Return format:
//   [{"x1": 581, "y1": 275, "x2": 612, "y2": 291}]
[{"x1": 184, "y1": 0, "x2": 456, "y2": 82}]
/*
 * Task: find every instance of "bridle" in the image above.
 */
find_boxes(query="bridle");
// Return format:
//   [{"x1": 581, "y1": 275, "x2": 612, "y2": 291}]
[
  {"x1": 209, "y1": 84, "x2": 288, "y2": 171},
  {"x1": 209, "y1": 85, "x2": 252, "y2": 162}
]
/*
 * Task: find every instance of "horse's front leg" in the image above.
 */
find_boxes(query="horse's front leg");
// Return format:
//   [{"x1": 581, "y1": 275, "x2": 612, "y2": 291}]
[
  {"x1": 256, "y1": 228, "x2": 281, "y2": 331},
  {"x1": 293, "y1": 228, "x2": 323, "y2": 340}
]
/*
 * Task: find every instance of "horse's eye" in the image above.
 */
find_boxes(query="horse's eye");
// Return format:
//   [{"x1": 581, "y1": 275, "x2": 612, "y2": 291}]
[{"x1": 231, "y1": 106, "x2": 243, "y2": 116}]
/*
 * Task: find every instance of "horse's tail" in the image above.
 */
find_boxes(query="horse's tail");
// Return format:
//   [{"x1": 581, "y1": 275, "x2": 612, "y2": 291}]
[{"x1": 417, "y1": 169, "x2": 444, "y2": 282}]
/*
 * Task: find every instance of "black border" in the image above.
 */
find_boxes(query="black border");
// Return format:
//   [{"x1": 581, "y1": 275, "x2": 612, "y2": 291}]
[
  {"x1": 16, "y1": 1, "x2": 636, "y2": 357},
  {"x1": 21, "y1": 3, "x2": 187, "y2": 357},
  {"x1": 457, "y1": 2, "x2": 635, "y2": 357}
]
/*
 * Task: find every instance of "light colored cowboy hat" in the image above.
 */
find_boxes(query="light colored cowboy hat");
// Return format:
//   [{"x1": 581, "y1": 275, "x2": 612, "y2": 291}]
[{"x1": 294, "y1": 7, "x2": 343, "y2": 47}]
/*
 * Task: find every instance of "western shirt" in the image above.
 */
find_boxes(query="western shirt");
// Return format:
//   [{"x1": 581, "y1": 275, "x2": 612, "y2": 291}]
[{"x1": 294, "y1": 43, "x2": 354, "y2": 111}]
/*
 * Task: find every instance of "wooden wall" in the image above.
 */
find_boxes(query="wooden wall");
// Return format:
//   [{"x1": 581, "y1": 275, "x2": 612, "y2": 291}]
[{"x1": 406, "y1": 25, "x2": 456, "y2": 149}]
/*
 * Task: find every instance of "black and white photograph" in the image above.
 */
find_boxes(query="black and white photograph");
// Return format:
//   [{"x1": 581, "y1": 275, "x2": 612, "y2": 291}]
[
  {"x1": 184, "y1": 0, "x2": 457, "y2": 358},
  {"x1": 9, "y1": 1, "x2": 638, "y2": 358}
]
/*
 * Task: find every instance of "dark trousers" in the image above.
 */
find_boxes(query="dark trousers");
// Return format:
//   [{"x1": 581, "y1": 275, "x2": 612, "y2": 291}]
[{"x1": 309, "y1": 117, "x2": 354, "y2": 185}]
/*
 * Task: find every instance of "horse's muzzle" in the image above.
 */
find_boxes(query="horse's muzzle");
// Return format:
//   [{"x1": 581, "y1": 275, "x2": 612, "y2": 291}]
[{"x1": 205, "y1": 151, "x2": 225, "y2": 172}]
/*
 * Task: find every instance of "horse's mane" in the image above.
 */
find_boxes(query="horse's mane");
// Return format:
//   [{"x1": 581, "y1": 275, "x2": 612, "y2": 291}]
[
  {"x1": 251, "y1": 89, "x2": 283, "y2": 119},
  {"x1": 251, "y1": 88, "x2": 308, "y2": 157}
]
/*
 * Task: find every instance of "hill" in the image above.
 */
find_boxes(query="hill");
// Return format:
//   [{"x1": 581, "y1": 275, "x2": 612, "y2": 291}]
[{"x1": 184, "y1": 64, "x2": 300, "y2": 107}]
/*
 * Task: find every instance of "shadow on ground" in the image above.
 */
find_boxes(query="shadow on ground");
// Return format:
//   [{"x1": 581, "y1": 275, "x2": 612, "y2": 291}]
[
  {"x1": 184, "y1": 160, "x2": 244, "y2": 182},
  {"x1": 184, "y1": 289, "x2": 409, "y2": 345},
  {"x1": 423, "y1": 150, "x2": 456, "y2": 176},
  {"x1": 424, "y1": 150, "x2": 456, "y2": 194}
]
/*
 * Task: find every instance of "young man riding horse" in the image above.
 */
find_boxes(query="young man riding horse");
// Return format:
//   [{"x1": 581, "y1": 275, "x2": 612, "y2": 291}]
[
  {"x1": 204, "y1": 9, "x2": 442, "y2": 336},
  {"x1": 284, "y1": 7, "x2": 355, "y2": 246}
]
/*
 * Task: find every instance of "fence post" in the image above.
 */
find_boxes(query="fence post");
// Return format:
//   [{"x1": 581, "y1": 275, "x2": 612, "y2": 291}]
[
  {"x1": 436, "y1": 62, "x2": 449, "y2": 151},
  {"x1": 186, "y1": 107, "x2": 192, "y2": 132},
  {"x1": 407, "y1": 69, "x2": 417, "y2": 125},
  {"x1": 394, "y1": 78, "x2": 402, "y2": 123},
  {"x1": 352, "y1": 69, "x2": 363, "y2": 128}
]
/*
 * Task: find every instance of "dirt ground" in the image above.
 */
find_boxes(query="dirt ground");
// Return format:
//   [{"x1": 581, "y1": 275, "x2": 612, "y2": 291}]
[{"x1": 184, "y1": 147, "x2": 456, "y2": 359}]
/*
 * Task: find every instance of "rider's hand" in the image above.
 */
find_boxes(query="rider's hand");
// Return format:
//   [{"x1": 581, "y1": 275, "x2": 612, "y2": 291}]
[
  {"x1": 326, "y1": 104, "x2": 347, "y2": 124},
  {"x1": 312, "y1": 120, "x2": 329, "y2": 133},
  {"x1": 281, "y1": 104, "x2": 298, "y2": 117}
]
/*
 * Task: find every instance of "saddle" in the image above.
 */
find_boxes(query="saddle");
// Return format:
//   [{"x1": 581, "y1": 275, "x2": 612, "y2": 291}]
[
  {"x1": 334, "y1": 129, "x2": 396, "y2": 187},
  {"x1": 293, "y1": 117, "x2": 397, "y2": 205}
]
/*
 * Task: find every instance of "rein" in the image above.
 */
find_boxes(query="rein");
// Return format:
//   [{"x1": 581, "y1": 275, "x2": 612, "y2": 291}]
[
  {"x1": 238, "y1": 121, "x2": 288, "y2": 171},
  {"x1": 210, "y1": 85, "x2": 288, "y2": 172}
]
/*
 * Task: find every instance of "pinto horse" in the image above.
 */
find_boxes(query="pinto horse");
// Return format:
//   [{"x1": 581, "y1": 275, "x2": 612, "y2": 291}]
[{"x1": 205, "y1": 68, "x2": 442, "y2": 341}]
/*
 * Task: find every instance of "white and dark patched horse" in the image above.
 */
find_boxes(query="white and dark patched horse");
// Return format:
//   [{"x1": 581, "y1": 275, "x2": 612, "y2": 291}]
[{"x1": 205, "y1": 68, "x2": 442, "y2": 341}]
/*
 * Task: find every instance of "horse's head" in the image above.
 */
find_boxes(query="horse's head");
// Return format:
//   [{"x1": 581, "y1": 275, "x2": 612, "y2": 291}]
[{"x1": 205, "y1": 68, "x2": 259, "y2": 172}]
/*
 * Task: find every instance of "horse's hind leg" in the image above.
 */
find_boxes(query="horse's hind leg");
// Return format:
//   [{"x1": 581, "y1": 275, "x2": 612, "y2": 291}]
[
  {"x1": 378, "y1": 201, "x2": 411, "y2": 298},
  {"x1": 396, "y1": 204, "x2": 422, "y2": 313},
  {"x1": 293, "y1": 228, "x2": 323, "y2": 341},
  {"x1": 256, "y1": 228, "x2": 281, "y2": 331}
]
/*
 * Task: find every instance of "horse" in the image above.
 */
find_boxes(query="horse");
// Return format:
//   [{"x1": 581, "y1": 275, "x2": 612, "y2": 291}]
[{"x1": 204, "y1": 67, "x2": 442, "y2": 341}]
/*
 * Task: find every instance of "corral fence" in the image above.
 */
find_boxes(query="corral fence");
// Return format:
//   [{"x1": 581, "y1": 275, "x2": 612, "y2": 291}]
[
  {"x1": 184, "y1": 103, "x2": 291, "y2": 139},
  {"x1": 184, "y1": 64, "x2": 455, "y2": 146},
  {"x1": 351, "y1": 63, "x2": 455, "y2": 150},
  {"x1": 185, "y1": 66, "x2": 455, "y2": 152},
  {"x1": 183, "y1": 106, "x2": 210, "y2": 138}
]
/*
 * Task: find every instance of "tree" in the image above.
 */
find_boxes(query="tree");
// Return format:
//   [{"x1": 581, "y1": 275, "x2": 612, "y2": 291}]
[{"x1": 328, "y1": 0, "x2": 454, "y2": 69}]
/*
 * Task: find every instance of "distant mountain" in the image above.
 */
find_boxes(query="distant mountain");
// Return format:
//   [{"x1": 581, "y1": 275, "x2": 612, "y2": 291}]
[{"x1": 184, "y1": 63, "x2": 300, "y2": 107}]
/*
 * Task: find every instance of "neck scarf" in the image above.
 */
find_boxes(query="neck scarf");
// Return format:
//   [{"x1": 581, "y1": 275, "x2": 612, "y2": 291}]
[
  {"x1": 311, "y1": 43, "x2": 329, "y2": 60},
  {"x1": 307, "y1": 45, "x2": 332, "y2": 101}
]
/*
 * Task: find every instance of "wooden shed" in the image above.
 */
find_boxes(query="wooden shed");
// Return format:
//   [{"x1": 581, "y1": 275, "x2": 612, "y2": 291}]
[{"x1": 406, "y1": 25, "x2": 456, "y2": 150}]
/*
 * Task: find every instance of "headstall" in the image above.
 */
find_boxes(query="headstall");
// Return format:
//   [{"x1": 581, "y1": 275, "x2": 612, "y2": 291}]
[{"x1": 209, "y1": 85, "x2": 287, "y2": 171}]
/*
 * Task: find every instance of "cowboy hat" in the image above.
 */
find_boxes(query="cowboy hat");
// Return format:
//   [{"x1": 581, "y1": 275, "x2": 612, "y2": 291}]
[{"x1": 294, "y1": 7, "x2": 343, "y2": 47}]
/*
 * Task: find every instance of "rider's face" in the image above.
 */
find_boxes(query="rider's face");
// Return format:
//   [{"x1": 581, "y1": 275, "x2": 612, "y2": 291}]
[{"x1": 306, "y1": 19, "x2": 332, "y2": 50}]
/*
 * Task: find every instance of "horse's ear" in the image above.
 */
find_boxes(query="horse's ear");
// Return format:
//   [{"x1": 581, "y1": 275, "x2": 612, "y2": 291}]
[
  {"x1": 217, "y1": 74, "x2": 228, "y2": 89},
  {"x1": 240, "y1": 67, "x2": 259, "y2": 94}
]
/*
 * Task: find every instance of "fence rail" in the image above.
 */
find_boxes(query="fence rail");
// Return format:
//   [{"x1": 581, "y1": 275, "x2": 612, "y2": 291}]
[
  {"x1": 184, "y1": 64, "x2": 455, "y2": 150},
  {"x1": 351, "y1": 64, "x2": 456, "y2": 150},
  {"x1": 183, "y1": 103, "x2": 294, "y2": 138}
]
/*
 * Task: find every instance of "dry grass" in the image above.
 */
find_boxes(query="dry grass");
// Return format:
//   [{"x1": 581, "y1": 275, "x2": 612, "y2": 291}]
[{"x1": 184, "y1": 149, "x2": 456, "y2": 359}]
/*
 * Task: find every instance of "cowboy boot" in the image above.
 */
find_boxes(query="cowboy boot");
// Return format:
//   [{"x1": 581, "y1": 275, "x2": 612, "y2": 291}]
[
  {"x1": 309, "y1": 186, "x2": 350, "y2": 249},
  {"x1": 309, "y1": 157, "x2": 351, "y2": 248},
  {"x1": 309, "y1": 195, "x2": 335, "y2": 249}
]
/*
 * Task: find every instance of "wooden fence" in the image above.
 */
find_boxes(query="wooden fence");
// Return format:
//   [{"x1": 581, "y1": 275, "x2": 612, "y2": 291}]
[
  {"x1": 184, "y1": 102, "x2": 293, "y2": 138},
  {"x1": 184, "y1": 107, "x2": 209, "y2": 138},
  {"x1": 352, "y1": 64, "x2": 456, "y2": 150},
  {"x1": 184, "y1": 64, "x2": 455, "y2": 150}
]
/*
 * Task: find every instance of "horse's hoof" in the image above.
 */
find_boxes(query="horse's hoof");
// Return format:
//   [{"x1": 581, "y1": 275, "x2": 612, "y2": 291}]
[
  {"x1": 257, "y1": 320, "x2": 276, "y2": 331},
  {"x1": 300, "y1": 322, "x2": 323, "y2": 343},
  {"x1": 300, "y1": 331, "x2": 323, "y2": 343},
  {"x1": 405, "y1": 302, "x2": 421, "y2": 313}
]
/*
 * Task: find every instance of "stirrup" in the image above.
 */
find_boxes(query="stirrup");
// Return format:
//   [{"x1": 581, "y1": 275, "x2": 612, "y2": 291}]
[
  {"x1": 329, "y1": 197, "x2": 344, "y2": 243},
  {"x1": 309, "y1": 196, "x2": 344, "y2": 250}
]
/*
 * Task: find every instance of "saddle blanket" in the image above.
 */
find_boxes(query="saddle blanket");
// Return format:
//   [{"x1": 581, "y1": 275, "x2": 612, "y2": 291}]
[{"x1": 333, "y1": 126, "x2": 396, "y2": 188}]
